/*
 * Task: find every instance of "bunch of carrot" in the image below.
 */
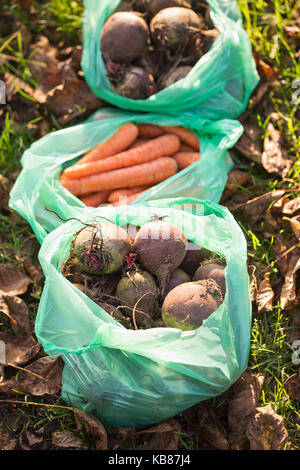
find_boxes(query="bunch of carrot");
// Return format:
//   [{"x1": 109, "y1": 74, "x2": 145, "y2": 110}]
[{"x1": 59, "y1": 122, "x2": 201, "y2": 207}]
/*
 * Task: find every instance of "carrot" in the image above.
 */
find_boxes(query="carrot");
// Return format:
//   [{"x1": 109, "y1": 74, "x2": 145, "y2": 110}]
[
  {"x1": 159, "y1": 126, "x2": 200, "y2": 151},
  {"x1": 173, "y1": 152, "x2": 200, "y2": 170},
  {"x1": 113, "y1": 190, "x2": 148, "y2": 206},
  {"x1": 108, "y1": 186, "x2": 150, "y2": 203},
  {"x1": 80, "y1": 190, "x2": 111, "y2": 207},
  {"x1": 179, "y1": 143, "x2": 195, "y2": 153},
  {"x1": 62, "y1": 134, "x2": 180, "y2": 179},
  {"x1": 72, "y1": 122, "x2": 139, "y2": 167},
  {"x1": 137, "y1": 123, "x2": 165, "y2": 139},
  {"x1": 129, "y1": 138, "x2": 150, "y2": 149},
  {"x1": 61, "y1": 157, "x2": 178, "y2": 196}
]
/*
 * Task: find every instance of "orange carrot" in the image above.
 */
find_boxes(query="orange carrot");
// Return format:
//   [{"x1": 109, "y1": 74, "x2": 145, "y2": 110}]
[
  {"x1": 61, "y1": 157, "x2": 178, "y2": 196},
  {"x1": 160, "y1": 126, "x2": 200, "y2": 151},
  {"x1": 179, "y1": 143, "x2": 195, "y2": 153},
  {"x1": 80, "y1": 190, "x2": 111, "y2": 207},
  {"x1": 72, "y1": 122, "x2": 139, "y2": 167},
  {"x1": 173, "y1": 152, "x2": 200, "y2": 170},
  {"x1": 108, "y1": 186, "x2": 149, "y2": 203},
  {"x1": 113, "y1": 190, "x2": 148, "y2": 206},
  {"x1": 62, "y1": 134, "x2": 180, "y2": 179},
  {"x1": 137, "y1": 123, "x2": 165, "y2": 139},
  {"x1": 129, "y1": 138, "x2": 149, "y2": 149}
]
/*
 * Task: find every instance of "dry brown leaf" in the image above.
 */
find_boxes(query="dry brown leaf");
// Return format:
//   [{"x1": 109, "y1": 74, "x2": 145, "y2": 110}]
[
  {"x1": 228, "y1": 372, "x2": 265, "y2": 450},
  {"x1": 253, "y1": 52, "x2": 278, "y2": 82},
  {"x1": 234, "y1": 190, "x2": 285, "y2": 225},
  {"x1": 286, "y1": 309, "x2": 300, "y2": 342},
  {"x1": 287, "y1": 215, "x2": 300, "y2": 239},
  {"x1": 74, "y1": 409, "x2": 107, "y2": 450},
  {"x1": 0, "y1": 333, "x2": 41, "y2": 366},
  {"x1": 272, "y1": 233, "x2": 297, "y2": 276},
  {"x1": 4, "y1": 73, "x2": 35, "y2": 102},
  {"x1": 52, "y1": 430, "x2": 86, "y2": 449},
  {"x1": 261, "y1": 122, "x2": 293, "y2": 178},
  {"x1": 287, "y1": 370, "x2": 300, "y2": 401},
  {"x1": 0, "y1": 264, "x2": 31, "y2": 296},
  {"x1": 0, "y1": 356, "x2": 62, "y2": 396},
  {"x1": 280, "y1": 253, "x2": 300, "y2": 310},
  {"x1": 246, "y1": 404, "x2": 290, "y2": 450},
  {"x1": 27, "y1": 35, "x2": 60, "y2": 83},
  {"x1": 0, "y1": 294, "x2": 31, "y2": 335},
  {"x1": 136, "y1": 418, "x2": 181, "y2": 450},
  {"x1": 18, "y1": 430, "x2": 45, "y2": 450},
  {"x1": 256, "y1": 272, "x2": 274, "y2": 313},
  {"x1": 16, "y1": 237, "x2": 43, "y2": 284},
  {"x1": 197, "y1": 404, "x2": 228, "y2": 450},
  {"x1": 235, "y1": 121, "x2": 262, "y2": 164},
  {"x1": 221, "y1": 169, "x2": 251, "y2": 202},
  {"x1": 283, "y1": 24, "x2": 300, "y2": 38},
  {"x1": 282, "y1": 197, "x2": 300, "y2": 216},
  {"x1": 0, "y1": 175, "x2": 13, "y2": 212},
  {"x1": 0, "y1": 427, "x2": 17, "y2": 451},
  {"x1": 248, "y1": 265, "x2": 258, "y2": 302}
]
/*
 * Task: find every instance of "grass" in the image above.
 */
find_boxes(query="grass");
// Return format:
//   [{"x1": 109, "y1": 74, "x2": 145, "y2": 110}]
[{"x1": 0, "y1": 0, "x2": 299, "y2": 451}]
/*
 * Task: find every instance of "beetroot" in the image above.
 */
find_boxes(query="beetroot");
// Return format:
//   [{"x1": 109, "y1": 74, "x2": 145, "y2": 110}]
[
  {"x1": 111, "y1": 66, "x2": 156, "y2": 100},
  {"x1": 159, "y1": 65, "x2": 192, "y2": 89},
  {"x1": 144, "y1": 0, "x2": 192, "y2": 16},
  {"x1": 180, "y1": 241, "x2": 213, "y2": 276},
  {"x1": 193, "y1": 260, "x2": 226, "y2": 296},
  {"x1": 115, "y1": 269, "x2": 159, "y2": 319},
  {"x1": 72, "y1": 222, "x2": 132, "y2": 275},
  {"x1": 150, "y1": 7, "x2": 203, "y2": 51},
  {"x1": 162, "y1": 278, "x2": 223, "y2": 330},
  {"x1": 133, "y1": 215, "x2": 187, "y2": 295},
  {"x1": 165, "y1": 268, "x2": 191, "y2": 295},
  {"x1": 100, "y1": 12, "x2": 149, "y2": 63}
]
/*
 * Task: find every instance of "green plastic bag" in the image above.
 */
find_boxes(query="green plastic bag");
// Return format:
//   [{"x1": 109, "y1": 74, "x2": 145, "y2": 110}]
[
  {"x1": 9, "y1": 108, "x2": 243, "y2": 243},
  {"x1": 35, "y1": 197, "x2": 251, "y2": 428},
  {"x1": 81, "y1": 0, "x2": 259, "y2": 119}
]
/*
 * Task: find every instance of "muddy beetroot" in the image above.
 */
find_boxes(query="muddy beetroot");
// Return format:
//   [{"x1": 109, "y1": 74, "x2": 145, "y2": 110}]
[
  {"x1": 150, "y1": 7, "x2": 203, "y2": 51},
  {"x1": 133, "y1": 215, "x2": 187, "y2": 295},
  {"x1": 72, "y1": 222, "x2": 132, "y2": 275},
  {"x1": 162, "y1": 278, "x2": 223, "y2": 330},
  {"x1": 111, "y1": 66, "x2": 156, "y2": 100},
  {"x1": 193, "y1": 259, "x2": 226, "y2": 296},
  {"x1": 164, "y1": 268, "x2": 191, "y2": 295},
  {"x1": 100, "y1": 12, "x2": 149, "y2": 63}
]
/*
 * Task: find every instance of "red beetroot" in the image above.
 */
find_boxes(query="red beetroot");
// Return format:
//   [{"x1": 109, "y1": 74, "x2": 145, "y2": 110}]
[{"x1": 133, "y1": 215, "x2": 187, "y2": 295}]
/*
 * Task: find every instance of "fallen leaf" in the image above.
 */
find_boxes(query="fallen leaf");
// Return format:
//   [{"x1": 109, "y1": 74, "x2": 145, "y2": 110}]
[
  {"x1": 280, "y1": 253, "x2": 300, "y2": 310},
  {"x1": 283, "y1": 24, "x2": 300, "y2": 38},
  {"x1": 74, "y1": 409, "x2": 107, "y2": 450},
  {"x1": 228, "y1": 372, "x2": 265, "y2": 450},
  {"x1": 256, "y1": 273, "x2": 274, "y2": 313},
  {"x1": 235, "y1": 121, "x2": 262, "y2": 164},
  {"x1": 16, "y1": 237, "x2": 43, "y2": 284},
  {"x1": 286, "y1": 370, "x2": 300, "y2": 401},
  {"x1": 221, "y1": 169, "x2": 251, "y2": 202},
  {"x1": 287, "y1": 215, "x2": 300, "y2": 239},
  {"x1": 52, "y1": 430, "x2": 86, "y2": 449},
  {"x1": 286, "y1": 309, "x2": 300, "y2": 342},
  {"x1": 0, "y1": 356, "x2": 62, "y2": 396},
  {"x1": 27, "y1": 35, "x2": 60, "y2": 83},
  {"x1": 0, "y1": 427, "x2": 17, "y2": 451},
  {"x1": 0, "y1": 175, "x2": 13, "y2": 212},
  {"x1": 136, "y1": 419, "x2": 181, "y2": 450},
  {"x1": 253, "y1": 52, "x2": 278, "y2": 82},
  {"x1": 0, "y1": 294, "x2": 31, "y2": 335},
  {"x1": 0, "y1": 264, "x2": 32, "y2": 296},
  {"x1": 261, "y1": 122, "x2": 293, "y2": 178},
  {"x1": 248, "y1": 265, "x2": 258, "y2": 302},
  {"x1": 197, "y1": 404, "x2": 228, "y2": 450},
  {"x1": 4, "y1": 73, "x2": 35, "y2": 103},
  {"x1": 18, "y1": 430, "x2": 45, "y2": 450},
  {"x1": 282, "y1": 197, "x2": 300, "y2": 216},
  {"x1": 0, "y1": 333, "x2": 41, "y2": 365},
  {"x1": 246, "y1": 404, "x2": 290, "y2": 450},
  {"x1": 234, "y1": 190, "x2": 285, "y2": 225}
]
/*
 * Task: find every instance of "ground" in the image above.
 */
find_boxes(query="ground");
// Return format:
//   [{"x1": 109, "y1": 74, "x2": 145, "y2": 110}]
[{"x1": 0, "y1": 0, "x2": 299, "y2": 451}]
